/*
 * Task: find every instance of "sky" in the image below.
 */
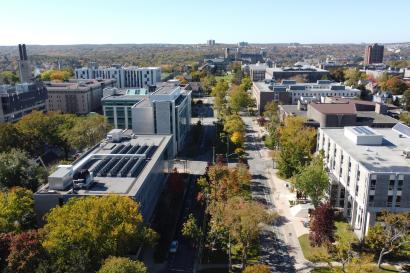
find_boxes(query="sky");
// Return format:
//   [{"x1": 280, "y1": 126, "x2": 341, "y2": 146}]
[{"x1": 0, "y1": 0, "x2": 409, "y2": 45}]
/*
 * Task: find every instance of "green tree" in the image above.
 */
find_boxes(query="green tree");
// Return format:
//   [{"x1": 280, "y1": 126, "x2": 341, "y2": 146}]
[
  {"x1": 293, "y1": 154, "x2": 329, "y2": 207},
  {"x1": 98, "y1": 256, "x2": 147, "y2": 273},
  {"x1": 0, "y1": 188, "x2": 35, "y2": 233},
  {"x1": 222, "y1": 197, "x2": 272, "y2": 268},
  {"x1": 344, "y1": 68, "x2": 365, "y2": 87},
  {"x1": 0, "y1": 124, "x2": 23, "y2": 152},
  {"x1": 211, "y1": 80, "x2": 229, "y2": 117},
  {"x1": 42, "y1": 195, "x2": 156, "y2": 273},
  {"x1": 366, "y1": 211, "x2": 410, "y2": 267},
  {"x1": 229, "y1": 85, "x2": 253, "y2": 113},
  {"x1": 243, "y1": 264, "x2": 270, "y2": 273},
  {"x1": 0, "y1": 71, "x2": 19, "y2": 84},
  {"x1": 277, "y1": 117, "x2": 316, "y2": 178},
  {"x1": 328, "y1": 68, "x2": 345, "y2": 82},
  {"x1": 240, "y1": 76, "x2": 252, "y2": 91},
  {"x1": 0, "y1": 149, "x2": 46, "y2": 191},
  {"x1": 223, "y1": 114, "x2": 245, "y2": 135},
  {"x1": 181, "y1": 213, "x2": 202, "y2": 245},
  {"x1": 402, "y1": 89, "x2": 410, "y2": 111},
  {"x1": 63, "y1": 114, "x2": 111, "y2": 151},
  {"x1": 399, "y1": 112, "x2": 410, "y2": 125}
]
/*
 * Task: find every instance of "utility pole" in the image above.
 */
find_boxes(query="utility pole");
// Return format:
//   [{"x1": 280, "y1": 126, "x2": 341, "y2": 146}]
[{"x1": 212, "y1": 146, "x2": 215, "y2": 164}]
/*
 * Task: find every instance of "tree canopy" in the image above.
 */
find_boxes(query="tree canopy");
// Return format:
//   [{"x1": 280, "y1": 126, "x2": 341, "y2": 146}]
[
  {"x1": 42, "y1": 195, "x2": 156, "y2": 273},
  {"x1": 0, "y1": 149, "x2": 46, "y2": 191},
  {"x1": 0, "y1": 187, "x2": 35, "y2": 233},
  {"x1": 40, "y1": 69, "x2": 73, "y2": 82},
  {"x1": 293, "y1": 154, "x2": 329, "y2": 207},
  {"x1": 276, "y1": 116, "x2": 316, "y2": 178},
  {"x1": 98, "y1": 256, "x2": 147, "y2": 273}
]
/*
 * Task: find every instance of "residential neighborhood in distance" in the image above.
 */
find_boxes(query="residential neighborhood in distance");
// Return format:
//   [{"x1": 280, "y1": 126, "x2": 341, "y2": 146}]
[{"x1": 0, "y1": 1, "x2": 409, "y2": 273}]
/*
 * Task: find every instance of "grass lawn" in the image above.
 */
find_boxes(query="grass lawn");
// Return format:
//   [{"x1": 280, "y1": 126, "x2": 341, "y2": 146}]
[
  {"x1": 215, "y1": 73, "x2": 233, "y2": 83},
  {"x1": 298, "y1": 221, "x2": 355, "y2": 262},
  {"x1": 298, "y1": 234, "x2": 328, "y2": 262}
]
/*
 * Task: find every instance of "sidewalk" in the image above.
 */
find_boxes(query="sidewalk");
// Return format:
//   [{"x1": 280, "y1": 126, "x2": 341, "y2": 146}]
[{"x1": 251, "y1": 118, "x2": 313, "y2": 272}]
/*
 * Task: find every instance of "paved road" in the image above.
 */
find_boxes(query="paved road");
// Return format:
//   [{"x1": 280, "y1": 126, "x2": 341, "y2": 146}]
[
  {"x1": 242, "y1": 116, "x2": 299, "y2": 273},
  {"x1": 166, "y1": 99, "x2": 216, "y2": 273}
]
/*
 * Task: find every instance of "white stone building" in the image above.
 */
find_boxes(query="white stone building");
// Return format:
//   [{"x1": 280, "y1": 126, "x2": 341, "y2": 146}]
[{"x1": 317, "y1": 125, "x2": 410, "y2": 239}]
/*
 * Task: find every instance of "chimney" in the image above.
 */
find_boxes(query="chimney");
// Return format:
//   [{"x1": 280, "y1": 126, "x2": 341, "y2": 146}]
[
  {"x1": 22, "y1": 44, "x2": 28, "y2": 60},
  {"x1": 375, "y1": 102, "x2": 387, "y2": 114},
  {"x1": 18, "y1": 44, "x2": 23, "y2": 60}
]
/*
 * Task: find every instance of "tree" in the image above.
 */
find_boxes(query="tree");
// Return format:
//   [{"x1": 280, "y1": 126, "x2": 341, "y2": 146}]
[
  {"x1": 5, "y1": 230, "x2": 46, "y2": 273},
  {"x1": 240, "y1": 76, "x2": 252, "y2": 91},
  {"x1": 229, "y1": 85, "x2": 253, "y2": 113},
  {"x1": 402, "y1": 89, "x2": 410, "y2": 111},
  {"x1": 0, "y1": 149, "x2": 46, "y2": 191},
  {"x1": 222, "y1": 197, "x2": 272, "y2": 268},
  {"x1": 276, "y1": 117, "x2": 316, "y2": 178},
  {"x1": 328, "y1": 68, "x2": 345, "y2": 82},
  {"x1": 40, "y1": 69, "x2": 72, "y2": 82},
  {"x1": 399, "y1": 112, "x2": 410, "y2": 125},
  {"x1": 385, "y1": 76, "x2": 408, "y2": 95},
  {"x1": 181, "y1": 213, "x2": 202, "y2": 245},
  {"x1": 211, "y1": 80, "x2": 229, "y2": 117},
  {"x1": 98, "y1": 256, "x2": 147, "y2": 273},
  {"x1": 330, "y1": 223, "x2": 358, "y2": 273},
  {"x1": 224, "y1": 114, "x2": 245, "y2": 135},
  {"x1": 309, "y1": 202, "x2": 335, "y2": 247},
  {"x1": 230, "y1": 131, "x2": 245, "y2": 146},
  {"x1": 0, "y1": 71, "x2": 19, "y2": 84},
  {"x1": 42, "y1": 195, "x2": 157, "y2": 273},
  {"x1": 366, "y1": 211, "x2": 410, "y2": 267},
  {"x1": 63, "y1": 114, "x2": 111, "y2": 151},
  {"x1": 243, "y1": 264, "x2": 270, "y2": 273},
  {"x1": 293, "y1": 154, "x2": 329, "y2": 207},
  {"x1": 344, "y1": 68, "x2": 365, "y2": 87},
  {"x1": 263, "y1": 101, "x2": 280, "y2": 149},
  {"x1": 0, "y1": 187, "x2": 35, "y2": 233},
  {"x1": 0, "y1": 124, "x2": 23, "y2": 153}
]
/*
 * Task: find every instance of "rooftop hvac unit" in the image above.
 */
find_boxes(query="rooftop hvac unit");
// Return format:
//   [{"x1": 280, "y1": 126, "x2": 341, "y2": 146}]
[{"x1": 403, "y1": 148, "x2": 410, "y2": 159}]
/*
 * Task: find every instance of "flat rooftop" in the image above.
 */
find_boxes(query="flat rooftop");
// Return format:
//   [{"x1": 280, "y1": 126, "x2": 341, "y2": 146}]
[
  {"x1": 280, "y1": 105, "x2": 308, "y2": 117},
  {"x1": 310, "y1": 102, "x2": 357, "y2": 115},
  {"x1": 152, "y1": 82, "x2": 179, "y2": 95},
  {"x1": 37, "y1": 133, "x2": 172, "y2": 196},
  {"x1": 45, "y1": 79, "x2": 115, "y2": 91},
  {"x1": 321, "y1": 127, "x2": 410, "y2": 173},
  {"x1": 356, "y1": 111, "x2": 399, "y2": 125}
]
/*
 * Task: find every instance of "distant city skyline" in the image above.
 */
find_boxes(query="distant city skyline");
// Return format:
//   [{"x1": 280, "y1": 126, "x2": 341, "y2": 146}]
[{"x1": 1, "y1": 0, "x2": 410, "y2": 45}]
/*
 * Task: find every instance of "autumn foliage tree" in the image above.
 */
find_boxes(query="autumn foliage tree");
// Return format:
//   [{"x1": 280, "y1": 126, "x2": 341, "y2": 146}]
[
  {"x1": 277, "y1": 116, "x2": 316, "y2": 178},
  {"x1": 243, "y1": 264, "x2": 270, "y2": 273},
  {"x1": 42, "y1": 195, "x2": 156, "y2": 273},
  {"x1": 309, "y1": 202, "x2": 335, "y2": 247},
  {"x1": 98, "y1": 256, "x2": 147, "y2": 273},
  {"x1": 366, "y1": 211, "x2": 410, "y2": 267},
  {"x1": 5, "y1": 230, "x2": 46, "y2": 273}
]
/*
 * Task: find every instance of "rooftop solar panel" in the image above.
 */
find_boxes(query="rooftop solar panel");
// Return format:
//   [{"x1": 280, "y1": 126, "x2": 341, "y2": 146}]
[{"x1": 392, "y1": 123, "x2": 410, "y2": 138}]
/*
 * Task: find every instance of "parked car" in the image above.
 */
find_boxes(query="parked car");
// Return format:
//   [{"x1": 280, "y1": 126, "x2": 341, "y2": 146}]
[{"x1": 169, "y1": 240, "x2": 178, "y2": 253}]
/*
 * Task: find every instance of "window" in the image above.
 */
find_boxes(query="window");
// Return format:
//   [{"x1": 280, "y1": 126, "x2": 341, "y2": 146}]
[
  {"x1": 397, "y1": 179, "x2": 403, "y2": 191},
  {"x1": 389, "y1": 179, "x2": 395, "y2": 191},
  {"x1": 387, "y1": 195, "x2": 393, "y2": 206},
  {"x1": 355, "y1": 184, "x2": 359, "y2": 196},
  {"x1": 370, "y1": 179, "x2": 376, "y2": 190},
  {"x1": 395, "y1": 196, "x2": 401, "y2": 207},
  {"x1": 368, "y1": 195, "x2": 374, "y2": 206}
]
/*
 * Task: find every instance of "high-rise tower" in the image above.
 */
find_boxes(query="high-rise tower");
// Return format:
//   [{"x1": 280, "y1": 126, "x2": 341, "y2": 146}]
[{"x1": 18, "y1": 44, "x2": 31, "y2": 83}]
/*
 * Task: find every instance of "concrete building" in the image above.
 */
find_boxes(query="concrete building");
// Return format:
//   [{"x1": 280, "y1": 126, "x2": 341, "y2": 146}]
[
  {"x1": 0, "y1": 82, "x2": 47, "y2": 123},
  {"x1": 279, "y1": 98, "x2": 399, "y2": 128},
  {"x1": 102, "y1": 88, "x2": 149, "y2": 130},
  {"x1": 249, "y1": 63, "x2": 268, "y2": 81},
  {"x1": 17, "y1": 44, "x2": 32, "y2": 83},
  {"x1": 34, "y1": 130, "x2": 173, "y2": 223},
  {"x1": 45, "y1": 79, "x2": 116, "y2": 114},
  {"x1": 238, "y1": 41, "x2": 248, "y2": 47},
  {"x1": 265, "y1": 64, "x2": 329, "y2": 82},
  {"x1": 102, "y1": 81, "x2": 191, "y2": 156},
  {"x1": 364, "y1": 43, "x2": 384, "y2": 65},
  {"x1": 75, "y1": 64, "x2": 161, "y2": 89},
  {"x1": 317, "y1": 124, "x2": 410, "y2": 239},
  {"x1": 252, "y1": 80, "x2": 361, "y2": 113}
]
